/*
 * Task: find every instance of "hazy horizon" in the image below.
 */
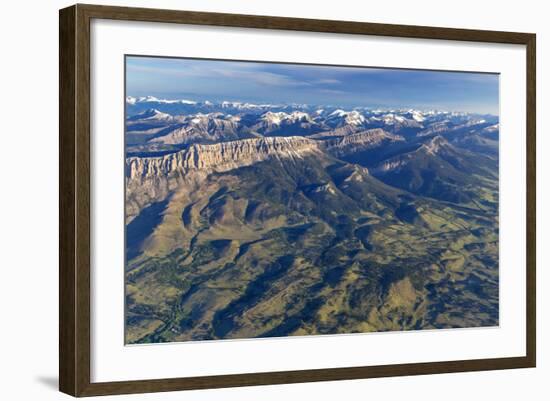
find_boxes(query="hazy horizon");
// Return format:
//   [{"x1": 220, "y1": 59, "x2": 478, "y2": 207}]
[{"x1": 126, "y1": 56, "x2": 500, "y2": 115}]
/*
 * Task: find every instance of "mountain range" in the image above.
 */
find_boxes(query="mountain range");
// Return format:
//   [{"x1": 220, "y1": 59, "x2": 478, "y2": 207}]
[{"x1": 125, "y1": 97, "x2": 499, "y2": 344}]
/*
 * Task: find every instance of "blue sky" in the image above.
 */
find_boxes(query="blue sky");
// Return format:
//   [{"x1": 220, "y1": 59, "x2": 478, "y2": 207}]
[{"x1": 126, "y1": 56, "x2": 499, "y2": 114}]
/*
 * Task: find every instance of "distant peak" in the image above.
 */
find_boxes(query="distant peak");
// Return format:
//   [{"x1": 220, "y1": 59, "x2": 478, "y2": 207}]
[
  {"x1": 329, "y1": 109, "x2": 347, "y2": 117},
  {"x1": 129, "y1": 108, "x2": 173, "y2": 121},
  {"x1": 125, "y1": 96, "x2": 197, "y2": 105},
  {"x1": 328, "y1": 109, "x2": 366, "y2": 126},
  {"x1": 422, "y1": 135, "x2": 450, "y2": 154},
  {"x1": 261, "y1": 111, "x2": 312, "y2": 125}
]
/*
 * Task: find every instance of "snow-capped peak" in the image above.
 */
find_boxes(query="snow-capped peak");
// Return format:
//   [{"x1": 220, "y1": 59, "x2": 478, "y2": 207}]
[
  {"x1": 409, "y1": 110, "x2": 425, "y2": 122},
  {"x1": 422, "y1": 135, "x2": 449, "y2": 155},
  {"x1": 344, "y1": 111, "x2": 366, "y2": 125},
  {"x1": 483, "y1": 123, "x2": 499, "y2": 133},
  {"x1": 140, "y1": 96, "x2": 160, "y2": 102},
  {"x1": 382, "y1": 113, "x2": 406, "y2": 124},
  {"x1": 328, "y1": 109, "x2": 366, "y2": 126},
  {"x1": 261, "y1": 111, "x2": 312, "y2": 125},
  {"x1": 329, "y1": 109, "x2": 347, "y2": 117},
  {"x1": 125, "y1": 95, "x2": 197, "y2": 105},
  {"x1": 128, "y1": 108, "x2": 174, "y2": 121},
  {"x1": 288, "y1": 111, "x2": 311, "y2": 121},
  {"x1": 221, "y1": 101, "x2": 278, "y2": 110},
  {"x1": 142, "y1": 108, "x2": 172, "y2": 120},
  {"x1": 262, "y1": 111, "x2": 288, "y2": 125}
]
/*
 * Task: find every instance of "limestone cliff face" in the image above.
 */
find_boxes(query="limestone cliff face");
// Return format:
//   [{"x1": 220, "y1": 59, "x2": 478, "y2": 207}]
[
  {"x1": 323, "y1": 129, "x2": 404, "y2": 157},
  {"x1": 125, "y1": 136, "x2": 321, "y2": 221},
  {"x1": 370, "y1": 135, "x2": 450, "y2": 174},
  {"x1": 127, "y1": 136, "x2": 320, "y2": 181}
]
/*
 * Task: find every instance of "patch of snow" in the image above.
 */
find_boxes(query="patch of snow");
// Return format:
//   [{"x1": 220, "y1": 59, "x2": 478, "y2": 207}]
[{"x1": 329, "y1": 109, "x2": 347, "y2": 117}]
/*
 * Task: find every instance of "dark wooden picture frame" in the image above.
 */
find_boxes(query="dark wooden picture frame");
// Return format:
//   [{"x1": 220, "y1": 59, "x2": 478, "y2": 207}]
[{"x1": 59, "y1": 3, "x2": 536, "y2": 397}]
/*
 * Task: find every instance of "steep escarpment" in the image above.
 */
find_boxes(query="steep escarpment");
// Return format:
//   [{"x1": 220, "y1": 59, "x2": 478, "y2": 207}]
[
  {"x1": 126, "y1": 136, "x2": 321, "y2": 221},
  {"x1": 127, "y1": 136, "x2": 320, "y2": 180},
  {"x1": 323, "y1": 128, "x2": 404, "y2": 156}
]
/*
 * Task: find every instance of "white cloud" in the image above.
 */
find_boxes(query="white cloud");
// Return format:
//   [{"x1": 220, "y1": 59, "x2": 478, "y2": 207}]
[
  {"x1": 127, "y1": 62, "x2": 311, "y2": 87},
  {"x1": 314, "y1": 78, "x2": 342, "y2": 85},
  {"x1": 318, "y1": 88, "x2": 347, "y2": 95}
]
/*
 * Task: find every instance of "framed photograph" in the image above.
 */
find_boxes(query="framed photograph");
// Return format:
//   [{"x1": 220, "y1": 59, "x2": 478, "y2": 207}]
[{"x1": 59, "y1": 4, "x2": 536, "y2": 397}]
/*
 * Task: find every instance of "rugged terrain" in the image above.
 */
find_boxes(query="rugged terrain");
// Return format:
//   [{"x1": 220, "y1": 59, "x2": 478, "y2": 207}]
[{"x1": 124, "y1": 97, "x2": 499, "y2": 344}]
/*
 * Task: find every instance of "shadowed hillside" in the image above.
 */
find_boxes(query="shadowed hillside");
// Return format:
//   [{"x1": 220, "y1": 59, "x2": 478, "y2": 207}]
[{"x1": 124, "y1": 102, "x2": 499, "y2": 344}]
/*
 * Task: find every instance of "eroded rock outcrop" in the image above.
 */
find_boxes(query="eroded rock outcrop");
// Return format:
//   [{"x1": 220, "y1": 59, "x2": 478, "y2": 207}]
[{"x1": 125, "y1": 136, "x2": 321, "y2": 221}]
